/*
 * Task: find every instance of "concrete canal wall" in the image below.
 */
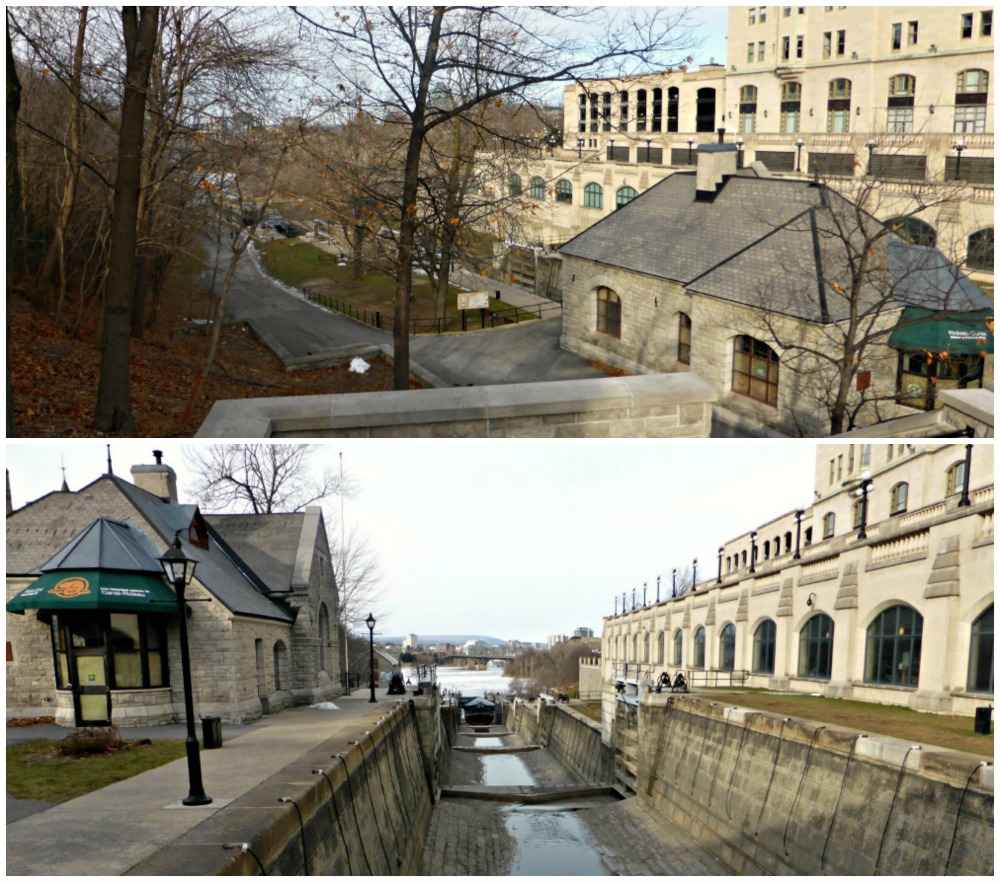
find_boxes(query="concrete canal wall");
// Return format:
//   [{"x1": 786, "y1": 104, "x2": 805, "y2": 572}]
[{"x1": 637, "y1": 694, "x2": 994, "y2": 876}]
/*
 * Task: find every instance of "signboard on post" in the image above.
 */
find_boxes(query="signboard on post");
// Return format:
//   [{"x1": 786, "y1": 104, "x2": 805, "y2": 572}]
[{"x1": 458, "y1": 291, "x2": 490, "y2": 311}]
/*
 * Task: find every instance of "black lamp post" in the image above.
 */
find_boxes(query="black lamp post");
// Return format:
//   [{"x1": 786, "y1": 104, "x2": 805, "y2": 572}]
[
  {"x1": 793, "y1": 509, "x2": 805, "y2": 559},
  {"x1": 687, "y1": 138, "x2": 694, "y2": 165},
  {"x1": 159, "y1": 536, "x2": 212, "y2": 806},
  {"x1": 692, "y1": 558, "x2": 698, "y2": 591},
  {"x1": 577, "y1": 137, "x2": 585, "y2": 158},
  {"x1": 622, "y1": 591, "x2": 626, "y2": 613},
  {"x1": 866, "y1": 139, "x2": 876, "y2": 175},
  {"x1": 608, "y1": 137, "x2": 615, "y2": 161},
  {"x1": 795, "y1": 138, "x2": 804, "y2": 173},
  {"x1": 645, "y1": 137, "x2": 652, "y2": 162},
  {"x1": 366, "y1": 612, "x2": 376, "y2": 702},
  {"x1": 643, "y1": 582, "x2": 648, "y2": 606},
  {"x1": 672, "y1": 568, "x2": 677, "y2": 598},
  {"x1": 656, "y1": 575, "x2": 661, "y2": 603},
  {"x1": 614, "y1": 596, "x2": 619, "y2": 616},
  {"x1": 957, "y1": 443, "x2": 973, "y2": 507},
  {"x1": 953, "y1": 138, "x2": 966, "y2": 180},
  {"x1": 717, "y1": 546, "x2": 723, "y2": 583},
  {"x1": 735, "y1": 137, "x2": 744, "y2": 169},
  {"x1": 749, "y1": 531, "x2": 757, "y2": 574},
  {"x1": 631, "y1": 587, "x2": 636, "y2": 610},
  {"x1": 855, "y1": 471, "x2": 875, "y2": 539}
]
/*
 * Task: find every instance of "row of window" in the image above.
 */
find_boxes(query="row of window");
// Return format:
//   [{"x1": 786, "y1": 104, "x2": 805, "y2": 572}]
[
  {"x1": 510, "y1": 175, "x2": 639, "y2": 211},
  {"x1": 579, "y1": 87, "x2": 719, "y2": 134},
  {"x1": 614, "y1": 604, "x2": 993, "y2": 693},
  {"x1": 746, "y1": 8, "x2": 991, "y2": 41},
  {"x1": 736, "y1": 71, "x2": 989, "y2": 135}
]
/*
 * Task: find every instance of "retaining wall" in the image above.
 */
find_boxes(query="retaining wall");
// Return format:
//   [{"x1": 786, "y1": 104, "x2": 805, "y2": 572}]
[
  {"x1": 506, "y1": 700, "x2": 614, "y2": 785},
  {"x1": 638, "y1": 694, "x2": 994, "y2": 876},
  {"x1": 129, "y1": 700, "x2": 434, "y2": 876}
]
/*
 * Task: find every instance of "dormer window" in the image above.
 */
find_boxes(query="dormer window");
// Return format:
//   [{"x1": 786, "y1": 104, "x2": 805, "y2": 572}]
[{"x1": 189, "y1": 512, "x2": 210, "y2": 550}]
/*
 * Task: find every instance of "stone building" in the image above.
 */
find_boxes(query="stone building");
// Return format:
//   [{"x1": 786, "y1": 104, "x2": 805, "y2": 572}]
[
  {"x1": 505, "y1": 6, "x2": 993, "y2": 278},
  {"x1": 602, "y1": 442, "x2": 993, "y2": 717},
  {"x1": 5, "y1": 454, "x2": 342, "y2": 727},
  {"x1": 557, "y1": 144, "x2": 992, "y2": 436}
]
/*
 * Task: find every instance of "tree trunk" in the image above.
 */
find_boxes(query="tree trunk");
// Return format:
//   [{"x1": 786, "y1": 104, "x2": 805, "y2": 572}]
[
  {"x1": 434, "y1": 235, "x2": 453, "y2": 322},
  {"x1": 352, "y1": 222, "x2": 364, "y2": 279},
  {"x1": 94, "y1": 7, "x2": 158, "y2": 433},
  {"x1": 7, "y1": 14, "x2": 23, "y2": 437}
]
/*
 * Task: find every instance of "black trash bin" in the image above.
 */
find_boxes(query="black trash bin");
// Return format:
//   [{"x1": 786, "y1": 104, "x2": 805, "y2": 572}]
[
  {"x1": 974, "y1": 706, "x2": 992, "y2": 735},
  {"x1": 202, "y1": 716, "x2": 223, "y2": 749}
]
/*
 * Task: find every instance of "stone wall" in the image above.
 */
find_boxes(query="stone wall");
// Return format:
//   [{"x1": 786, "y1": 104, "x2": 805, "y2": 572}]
[
  {"x1": 538, "y1": 703, "x2": 615, "y2": 785},
  {"x1": 637, "y1": 694, "x2": 994, "y2": 876},
  {"x1": 132, "y1": 700, "x2": 434, "y2": 876}
]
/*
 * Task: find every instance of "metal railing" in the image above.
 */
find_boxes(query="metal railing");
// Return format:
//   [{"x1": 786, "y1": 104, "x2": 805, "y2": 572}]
[{"x1": 685, "y1": 669, "x2": 750, "y2": 688}]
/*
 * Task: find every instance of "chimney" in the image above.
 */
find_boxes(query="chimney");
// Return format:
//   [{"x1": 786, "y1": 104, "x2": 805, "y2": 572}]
[
  {"x1": 695, "y1": 143, "x2": 739, "y2": 202},
  {"x1": 130, "y1": 450, "x2": 178, "y2": 503}
]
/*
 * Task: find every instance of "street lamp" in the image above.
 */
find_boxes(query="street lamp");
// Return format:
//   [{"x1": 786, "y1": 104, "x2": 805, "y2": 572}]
[
  {"x1": 614, "y1": 596, "x2": 619, "y2": 616},
  {"x1": 866, "y1": 139, "x2": 877, "y2": 175},
  {"x1": 953, "y1": 138, "x2": 966, "y2": 180},
  {"x1": 159, "y1": 536, "x2": 212, "y2": 806},
  {"x1": 656, "y1": 575, "x2": 661, "y2": 603},
  {"x1": 717, "y1": 546, "x2": 724, "y2": 583},
  {"x1": 608, "y1": 137, "x2": 615, "y2": 161},
  {"x1": 957, "y1": 443, "x2": 973, "y2": 507},
  {"x1": 643, "y1": 582, "x2": 648, "y2": 606},
  {"x1": 855, "y1": 471, "x2": 875, "y2": 539},
  {"x1": 687, "y1": 138, "x2": 695, "y2": 165},
  {"x1": 645, "y1": 137, "x2": 652, "y2": 162},
  {"x1": 672, "y1": 568, "x2": 677, "y2": 598},
  {"x1": 795, "y1": 138, "x2": 804, "y2": 173},
  {"x1": 793, "y1": 509, "x2": 805, "y2": 559},
  {"x1": 749, "y1": 531, "x2": 757, "y2": 574},
  {"x1": 577, "y1": 137, "x2": 585, "y2": 158},
  {"x1": 692, "y1": 558, "x2": 698, "y2": 591},
  {"x1": 366, "y1": 612, "x2": 376, "y2": 702},
  {"x1": 735, "y1": 137, "x2": 744, "y2": 169}
]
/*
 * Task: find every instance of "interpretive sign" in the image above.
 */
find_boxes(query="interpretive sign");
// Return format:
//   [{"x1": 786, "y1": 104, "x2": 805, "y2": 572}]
[{"x1": 458, "y1": 291, "x2": 490, "y2": 310}]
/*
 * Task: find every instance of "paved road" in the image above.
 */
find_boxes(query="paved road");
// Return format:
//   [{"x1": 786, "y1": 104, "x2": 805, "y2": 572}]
[{"x1": 211, "y1": 239, "x2": 606, "y2": 388}]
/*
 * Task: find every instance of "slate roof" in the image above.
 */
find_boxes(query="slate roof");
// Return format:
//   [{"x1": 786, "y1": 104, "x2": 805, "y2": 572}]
[
  {"x1": 559, "y1": 173, "x2": 991, "y2": 323},
  {"x1": 34, "y1": 517, "x2": 164, "y2": 575},
  {"x1": 204, "y1": 514, "x2": 306, "y2": 593}
]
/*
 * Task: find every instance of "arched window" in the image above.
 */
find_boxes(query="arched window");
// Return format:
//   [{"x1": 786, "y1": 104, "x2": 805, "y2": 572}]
[
  {"x1": 555, "y1": 180, "x2": 573, "y2": 204},
  {"x1": 887, "y1": 74, "x2": 916, "y2": 133},
  {"x1": 784, "y1": 531, "x2": 792, "y2": 554},
  {"x1": 968, "y1": 605, "x2": 994, "y2": 694},
  {"x1": 632, "y1": 633, "x2": 639, "y2": 661},
  {"x1": 753, "y1": 620, "x2": 777, "y2": 674},
  {"x1": 636, "y1": 88, "x2": 648, "y2": 131},
  {"x1": 667, "y1": 87, "x2": 680, "y2": 133},
  {"x1": 693, "y1": 627, "x2": 706, "y2": 669},
  {"x1": 529, "y1": 176, "x2": 546, "y2": 199},
  {"x1": 596, "y1": 287, "x2": 622, "y2": 338},
  {"x1": 656, "y1": 631, "x2": 665, "y2": 665},
  {"x1": 741, "y1": 549, "x2": 748, "y2": 567},
  {"x1": 642, "y1": 632, "x2": 650, "y2": 663},
  {"x1": 678, "y1": 313, "x2": 692, "y2": 364},
  {"x1": 696, "y1": 87, "x2": 716, "y2": 132},
  {"x1": 719, "y1": 623, "x2": 736, "y2": 671},
  {"x1": 799, "y1": 614, "x2": 834, "y2": 680},
  {"x1": 583, "y1": 182, "x2": 603, "y2": 209},
  {"x1": 967, "y1": 228, "x2": 994, "y2": 270},
  {"x1": 616, "y1": 186, "x2": 638, "y2": 209},
  {"x1": 652, "y1": 87, "x2": 663, "y2": 132},
  {"x1": 890, "y1": 482, "x2": 908, "y2": 515},
  {"x1": 273, "y1": 640, "x2": 290, "y2": 691},
  {"x1": 955, "y1": 69, "x2": 989, "y2": 134},
  {"x1": 732, "y1": 335, "x2": 779, "y2": 406},
  {"x1": 822, "y1": 512, "x2": 835, "y2": 539},
  {"x1": 781, "y1": 82, "x2": 802, "y2": 133},
  {"x1": 739, "y1": 85, "x2": 758, "y2": 133},
  {"x1": 865, "y1": 605, "x2": 923, "y2": 686},
  {"x1": 509, "y1": 173, "x2": 522, "y2": 197},
  {"x1": 851, "y1": 498, "x2": 865, "y2": 530},
  {"x1": 887, "y1": 216, "x2": 936, "y2": 247},
  {"x1": 763, "y1": 540, "x2": 771, "y2": 560},
  {"x1": 672, "y1": 630, "x2": 683, "y2": 666},
  {"x1": 827, "y1": 78, "x2": 852, "y2": 133},
  {"x1": 947, "y1": 460, "x2": 967, "y2": 495}
]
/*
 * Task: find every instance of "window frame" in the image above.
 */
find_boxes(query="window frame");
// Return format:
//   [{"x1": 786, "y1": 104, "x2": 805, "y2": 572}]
[
  {"x1": 890, "y1": 482, "x2": 909, "y2": 515},
  {"x1": 719, "y1": 623, "x2": 736, "y2": 672},
  {"x1": 967, "y1": 605, "x2": 994, "y2": 694},
  {"x1": 799, "y1": 614, "x2": 835, "y2": 680},
  {"x1": 555, "y1": 179, "x2": 573, "y2": 204},
  {"x1": 822, "y1": 512, "x2": 835, "y2": 539},
  {"x1": 596, "y1": 286, "x2": 622, "y2": 338},
  {"x1": 732, "y1": 335, "x2": 779, "y2": 407},
  {"x1": 678, "y1": 312, "x2": 692, "y2": 364},
  {"x1": 583, "y1": 182, "x2": 603, "y2": 210},
  {"x1": 864, "y1": 605, "x2": 923, "y2": 687},
  {"x1": 752, "y1": 619, "x2": 777, "y2": 675},
  {"x1": 693, "y1": 626, "x2": 706, "y2": 669},
  {"x1": 529, "y1": 176, "x2": 546, "y2": 199}
]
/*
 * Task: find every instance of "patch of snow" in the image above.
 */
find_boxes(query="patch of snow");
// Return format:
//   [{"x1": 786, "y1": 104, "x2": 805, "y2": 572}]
[
  {"x1": 311, "y1": 702, "x2": 341, "y2": 711},
  {"x1": 350, "y1": 357, "x2": 371, "y2": 374}
]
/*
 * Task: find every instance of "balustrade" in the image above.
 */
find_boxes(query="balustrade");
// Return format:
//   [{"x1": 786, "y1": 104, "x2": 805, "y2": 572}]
[{"x1": 868, "y1": 530, "x2": 929, "y2": 565}]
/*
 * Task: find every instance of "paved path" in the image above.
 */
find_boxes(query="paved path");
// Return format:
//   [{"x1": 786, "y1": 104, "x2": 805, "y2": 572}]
[
  {"x1": 211, "y1": 239, "x2": 605, "y2": 388},
  {"x1": 5, "y1": 693, "x2": 400, "y2": 876}
]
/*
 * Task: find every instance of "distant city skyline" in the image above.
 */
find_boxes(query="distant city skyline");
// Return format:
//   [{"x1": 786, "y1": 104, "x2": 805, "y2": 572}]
[{"x1": 7, "y1": 439, "x2": 818, "y2": 643}]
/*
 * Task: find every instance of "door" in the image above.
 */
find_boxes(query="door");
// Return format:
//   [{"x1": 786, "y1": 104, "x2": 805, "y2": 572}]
[{"x1": 74, "y1": 652, "x2": 111, "y2": 726}]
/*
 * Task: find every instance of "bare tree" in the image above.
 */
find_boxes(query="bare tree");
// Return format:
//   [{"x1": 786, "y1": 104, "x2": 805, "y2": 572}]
[
  {"x1": 7, "y1": 12, "x2": 23, "y2": 437},
  {"x1": 183, "y1": 443, "x2": 355, "y2": 514},
  {"x1": 293, "y1": 5, "x2": 694, "y2": 389},
  {"x1": 330, "y1": 523, "x2": 387, "y2": 679}
]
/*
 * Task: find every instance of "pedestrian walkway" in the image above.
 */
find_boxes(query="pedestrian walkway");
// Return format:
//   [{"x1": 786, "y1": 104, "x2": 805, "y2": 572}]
[{"x1": 5, "y1": 693, "x2": 401, "y2": 876}]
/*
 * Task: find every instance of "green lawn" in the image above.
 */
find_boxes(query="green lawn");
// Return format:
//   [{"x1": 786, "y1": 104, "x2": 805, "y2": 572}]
[
  {"x1": 7, "y1": 739, "x2": 188, "y2": 803},
  {"x1": 259, "y1": 238, "x2": 535, "y2": 333}
]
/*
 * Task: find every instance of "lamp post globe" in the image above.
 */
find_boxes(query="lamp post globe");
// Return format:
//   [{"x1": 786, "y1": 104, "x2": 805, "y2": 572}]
[
  {"x1": 159, "y1": 535, "x2": 211, "y2": 806},
  {"x1": 366, "y1": 613, "x2": 377, "y2": 703}
]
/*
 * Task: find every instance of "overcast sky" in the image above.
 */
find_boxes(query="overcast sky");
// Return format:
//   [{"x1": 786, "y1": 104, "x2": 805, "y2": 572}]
[{"x1": 7, "y1": 439, "x2": 819, "y2": 644}]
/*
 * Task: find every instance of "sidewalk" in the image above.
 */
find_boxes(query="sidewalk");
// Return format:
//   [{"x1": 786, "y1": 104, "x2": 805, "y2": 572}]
[{"x1": 5, "y1": 692, "x2": 405, "y2": 876}]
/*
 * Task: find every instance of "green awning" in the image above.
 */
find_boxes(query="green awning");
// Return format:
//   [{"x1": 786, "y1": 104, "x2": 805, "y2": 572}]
[
  {"x1": 888, "y1": 307, "x2": 994, "y2": 355},
  {"x1": 6, "y1": 570, "x2": 177, "y2": 614}
]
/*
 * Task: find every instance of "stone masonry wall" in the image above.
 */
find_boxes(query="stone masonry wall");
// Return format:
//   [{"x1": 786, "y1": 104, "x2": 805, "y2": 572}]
[
  {"x1": 637, "y1": 694, "x2": 994, "y2": 875},
  {"x1": 538, "y1": 703, "x2": 615, "y2": 785}
]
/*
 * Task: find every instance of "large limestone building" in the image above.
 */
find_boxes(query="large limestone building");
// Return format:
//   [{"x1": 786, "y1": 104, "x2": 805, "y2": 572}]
[
  {"x1": 601, "y1": 442, "x2": 993, "y2": 719},
  {"x1": 5, "y1": 453, "x2": 342, "y2": 727}
]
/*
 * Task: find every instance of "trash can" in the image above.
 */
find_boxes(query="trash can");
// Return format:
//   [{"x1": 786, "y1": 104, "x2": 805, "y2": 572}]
[
  {"x1": 202, "y1": 716, "x2": 223, "y2": 749},
  {"x1": 974, "y1": 706, "x2": 992, "y2": 735}
]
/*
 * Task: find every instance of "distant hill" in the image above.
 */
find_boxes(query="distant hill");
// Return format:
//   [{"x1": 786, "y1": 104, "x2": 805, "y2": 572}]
[{"x1": 380, "y1": 634, "x2": 505, "y2": 647}]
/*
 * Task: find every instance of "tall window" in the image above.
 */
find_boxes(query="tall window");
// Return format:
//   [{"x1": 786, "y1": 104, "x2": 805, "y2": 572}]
[
  {"x1": 616, "y1": 186, "x2": 638, "y2": 209},
  {"x1": 667, "y1": 87, "x2": 679, "y2": 132},
  {"x1": 619, "y1": 90, "x2": 629, "y2": 131},
  {"x1": 865, "y1": 605, "x2": 922, "y2": 686},
  {"x1": 946, "y1": 460, "x2": 967, "y2": 495},
  {"x1": 799, "y1": 614, "x2": 834, "y2": 680},
  {"x1": 583, "y1": 182, "x2": 603, "y2": 210},
  {"x1": 602, "y1": 92, "x2": 612, "y2": 131},
  {"x1": 273, "y1": 640, "x2": 289, "y2": 691},
  {"x1": 578, "y1": 94, "x2": 587, "y2": 132},
  {"x1": 781, "y1": 35, "x2": 791, "y2": 60},
  {"x1": 827, "y1": 79, "x2": 852, "y2": 133},
  {"x1": 739, "y1": 85, "x2": 758, "y2": 133},
  {"x1": 657, "y1": 631, "x2": 665, "y2": 665},
  {"x1": 955, "y1": 70, "x2": 989, "y2": 134},
  {"x1": 961, "y1": 12, "x2": 974, "y2": 38},
  {"x1": 891, "y1": 22, "x2": 902, "y2": 50},
  {"x1": 643, "y1": 632, "x2": 650, "y2": 662},
  {"x1": 589, "y1": 93, "x2": 599, "y2": 132},
  {"x1": 823, "y1": 31, "x2": 832, "y2": 57},
  {"x1": 696, "y1": 88, "x2": 716, "y2": 132},
  {"x1": 781, "y1": 82, "x2": 802, "y2": 133},
  {"x1": 693, "y1": 626, "x2": 706, "y2": 669},
  {"x1": 529, "y1": 176, "x2": 546, "y2": 199},
  {"x1": 732, "y1": 335, "x2": 779, "y2": 406},
  {"x1": 753, "y1": 620, "x2": 776, "y2": 675},
  {"x1": 907, "y1": 20, "x2": 918, "y2": 45},
  {"x1": 887, "y1": 75, "x2": 916, "y2": 133},
  {"x1": 851, "y1": 498, "x2": 864, "y2": 530},
  {"x1": 890, "y1": 482, "x2": 908, "y2": 515},
  {"x1": 672, "y1": 630, "x2": 683, "y2": 666},
  {"x1": 652, "y1": 88, "x2": 663, "y2": 132},
  {"x1": 509, "y1": 174, "x2": 522, "y2": 196},
  {"x1": 822, "y1": 512, "x2": 835, "y2": 538},
  {"x1": 968, "y1": 606, "x2": 994, "y2": 694},
  {"x1": 748, "y1": 42, "x2": 756, "y2": 62},
  {"x1": 836, "y1": 30, "x2": 846, "y2": 56},
  {"x1": 678, "y1": 313, "x2": 692, "y2": 364},
  {"x1": 596, "y1": 287, "x2": 621, "y2": 338},
  {"x1": 635, "y1": 89, "x2": 648, "y2": 132},
  {"x1": 719, "y1": 623, "x2": 736, "y2": 671},
  {"x1": 967, "y1": 228, "x2": 994, "y2": 270},
  {"x1": 555, "y1": 180, "x2": 573, "y2": 204}
]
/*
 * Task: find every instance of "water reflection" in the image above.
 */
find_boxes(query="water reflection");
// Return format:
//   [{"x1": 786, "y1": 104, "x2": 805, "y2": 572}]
[
  {"x1": 481, "y1": 754, "x2": 535, "y2": 786},
  {"x1": 504, "y1": 807, "x2": 610, "y2": 876},
  {"x1": 475, "y1": 737, "x2": 504, "y2": 748}
]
